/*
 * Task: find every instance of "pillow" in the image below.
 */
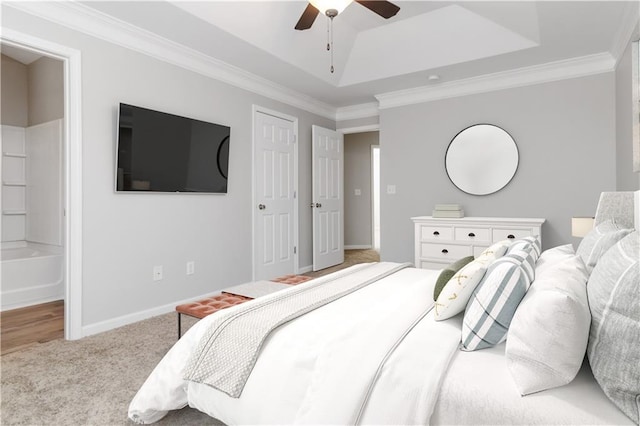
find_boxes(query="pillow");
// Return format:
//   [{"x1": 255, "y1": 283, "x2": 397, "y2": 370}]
[
  {"x1": 508, "y1": 235, "x2": 541, "y2": 258},
  {"x1": 506, "y1": 255, "x2": 590, "y2": 395},
  {"x1": 503, "y1": 248, "x2": 536, "y2": 283},
  {"x1": 434, "y1": 259, "x2": 488, "y2": 321},
  {"x1": 576, "y1": 220, "x2": 632, "y2": 273},
  {"x1": 433, "y1": 256, "x2": 474, "y2": 301},
  {"x1": 461, "y1": 246, "x2": 535, "y2": 351},
  {"x1": 534, "y1": 244, "x2": 575, "y2": 277},
  {"x1": 476, "y1": 240, "x2": 510, "y2": 263},
  {"x1": 587, "y1": 231, "x2": 639, "y2": 424}
]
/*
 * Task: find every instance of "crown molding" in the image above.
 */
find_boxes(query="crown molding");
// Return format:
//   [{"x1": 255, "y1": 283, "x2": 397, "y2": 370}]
[
  {"x1": 5, "y1": 1, "x2": 337, "y2": 120},
  {"x1": 5, "y1": 2, "x2": 627, "y2": 120},
  {"x1": 335, "y1": 102, "x2": 379, "y2": 121},
  {"x1": 375, "y1": 53, "x2": 616, "y2": 110},
  {"x1": 610, "y1": 1, "x2": 639, "y2": 65},
  {"x1": 337, "y1": 124, "x2": 380, "y2": 134}
]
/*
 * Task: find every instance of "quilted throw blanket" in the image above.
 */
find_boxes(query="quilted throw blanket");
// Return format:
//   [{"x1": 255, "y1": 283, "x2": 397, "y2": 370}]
[{"x1": 183, "y1": 262, "x2": 412, "y2": 397}]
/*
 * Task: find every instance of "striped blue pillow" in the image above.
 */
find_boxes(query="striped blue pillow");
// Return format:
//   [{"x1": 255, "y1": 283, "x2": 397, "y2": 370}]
[
  {"x1": 507, "y1": 236, "x2": 541, "y2": 259},
  {"x1": 461, "y1": 247, "x2": 535, "y2": 351}
]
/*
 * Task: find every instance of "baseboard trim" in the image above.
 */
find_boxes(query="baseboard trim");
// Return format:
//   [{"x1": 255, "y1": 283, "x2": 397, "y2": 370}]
[
  {"x1": 345, "y1": 245, "x2": 373, "y2": 250},
  {"x1": 81, "y1": 290, "x2": 222, "y2": 337},
  {"x1": 1, "y1": 295, "x2": 63, "y2": 312},
  {"x1": 297, "y1": 265, "x2": 313, "y2": 274},
  {"x1": 1, "y1": 282, "x2": 64, "y2": 312}
]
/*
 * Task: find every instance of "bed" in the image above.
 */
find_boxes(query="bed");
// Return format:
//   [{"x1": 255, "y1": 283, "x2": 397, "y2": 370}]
[{"x1": 129, "y1": 191, "x2": 640, "y2": 425}]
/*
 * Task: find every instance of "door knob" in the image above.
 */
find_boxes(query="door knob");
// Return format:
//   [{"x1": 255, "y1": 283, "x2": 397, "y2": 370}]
[
  {"x1": 258, "y1": 204, "x2": 266, "y2": 210},
  {"x1": 315, "y1": 203, "x2": 322, "y2": 208}
]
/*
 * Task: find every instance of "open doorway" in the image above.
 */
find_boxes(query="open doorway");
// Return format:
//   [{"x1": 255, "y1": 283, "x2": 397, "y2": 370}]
[
  {"x1": 343, "y1": 131, "x2": 380, "y2": 260},
  {"x1": 0, "y1": 46, "x2": 65, "y2": 353},
  {"x1": 1, "y1": 31, "x2": 83, "y2": 345}
]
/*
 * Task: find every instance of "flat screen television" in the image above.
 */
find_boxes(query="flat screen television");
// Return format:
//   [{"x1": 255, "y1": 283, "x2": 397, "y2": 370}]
[{"x1": 115, "y1": 103, "x2": 230, "y2": 193}]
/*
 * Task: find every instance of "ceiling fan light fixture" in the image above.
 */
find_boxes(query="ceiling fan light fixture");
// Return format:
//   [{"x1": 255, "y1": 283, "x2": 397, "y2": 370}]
[{"x1": 309, "y1": 0, "x2": 353, "y2": 15}]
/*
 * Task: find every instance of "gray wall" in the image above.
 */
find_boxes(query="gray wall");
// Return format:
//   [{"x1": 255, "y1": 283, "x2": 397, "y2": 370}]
[
  {"x1": 3, "y1": 7, "x2": 333, "y2": 328},
  {"x1": 28, "y1": 56, "x2": 64, "y2": 126},
  {"x1": 615, "y1": 35, "x2": 640, "y2": 191},
  {"x1": 1, "y1": 54, "x2": 28, "y2": 126},
  {"x1": 380, "y1": 73, "x2": 616, "y2": 263},
  {"x1": 344, "y1": 131, "x2": 378, "y2": 247}
]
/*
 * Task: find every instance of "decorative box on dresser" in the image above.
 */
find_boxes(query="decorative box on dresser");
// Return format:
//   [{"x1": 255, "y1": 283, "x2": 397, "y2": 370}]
[{"x1": 412, "y1": 216, "x2": 546, "y2": 270}]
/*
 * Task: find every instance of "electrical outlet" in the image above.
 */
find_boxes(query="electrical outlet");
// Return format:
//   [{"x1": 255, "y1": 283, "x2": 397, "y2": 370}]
[
  {"x1": 386, "y1": 185, "x2": 396, "y2": 195},
  {"x1": 354, "y1": 189, "x2": 362, "y2": 196},
  {"x1": 186, "y1": 261, "x2": 195, "y2": 275},
  {"x1": 153, "y1": 265, "x2": 163, "y2": 281}
]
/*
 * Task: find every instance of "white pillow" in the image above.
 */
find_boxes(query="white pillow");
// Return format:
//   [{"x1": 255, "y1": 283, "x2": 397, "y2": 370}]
[
  {"x1": 434, "y1": 259, "x2": 487, "y2": 321},
  {"x1": 535, "y1": 244, "x2": 575, "y2": 277},
  {"x1": 506, "y1": 255, "x2": 590, "y2": 395}
]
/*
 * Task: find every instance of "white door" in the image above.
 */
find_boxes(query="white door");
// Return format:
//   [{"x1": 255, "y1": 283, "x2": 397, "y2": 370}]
[
  {"x1": 312, "y1": 125, "x2": 344, "y2": 271},
  {"x1": 253, "y1": 110, "x2": 297, "y2": 280}
]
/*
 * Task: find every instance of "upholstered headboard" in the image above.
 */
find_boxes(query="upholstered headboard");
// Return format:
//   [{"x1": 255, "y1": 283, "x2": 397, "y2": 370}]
[
  {"x1": 636, "y1": 191, "x2": 640, "y2": 230},
  {"x1": 594, "y1": 191, "x2": 639, "y2": 230}
]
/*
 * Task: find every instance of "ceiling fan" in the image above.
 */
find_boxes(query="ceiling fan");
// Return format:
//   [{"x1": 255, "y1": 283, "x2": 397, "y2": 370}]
[{"x1": 295, "y1": 0, "x2": 400, "y2": 30}]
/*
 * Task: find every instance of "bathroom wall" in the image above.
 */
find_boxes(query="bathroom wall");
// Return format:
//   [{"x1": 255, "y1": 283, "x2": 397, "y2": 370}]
[
  {"x1": 0, "y1": 52, "x2": 64, "y2": 245},
  {"x1": 0, "y1": 54, "x2": 28, "y2": 127},
  {"x1": 28, "y1": 56, "x2": 64, "y2": 126}
]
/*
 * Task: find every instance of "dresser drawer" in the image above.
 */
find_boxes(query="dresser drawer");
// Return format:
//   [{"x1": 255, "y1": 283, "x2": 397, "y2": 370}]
[
  {"x1": 420, "y1": 226, "x2": 453, "y2": 241},
  {"x1": 420, "y1": 243, "x2": 472, "y2": 260},
  {"x1": 492, "y1": 228, "x2": 533, "y2": 242},
  {"x1": 454, "y1": 227, "x2": 491, "y2": 243}
]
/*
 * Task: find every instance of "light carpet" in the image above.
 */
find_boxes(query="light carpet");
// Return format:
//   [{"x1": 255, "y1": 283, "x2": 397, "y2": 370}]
[
  {"x1": 1, "y1": 313, "x2": 221, "y2": 425},
  {"x1": 2, "y1": 249, "x2": 380, "y2": 425}
]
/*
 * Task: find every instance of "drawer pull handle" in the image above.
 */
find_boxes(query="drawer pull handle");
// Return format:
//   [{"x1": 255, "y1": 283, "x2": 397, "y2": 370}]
[
  {"x1": 441, "y1": 249, "x2": 449, "y2": 254},
  {"x1": 433, "y1": 231, "x2": 440, "y2": 236},
  {"x1": 468, "y1": 232, "x2": 476, "y2": 237},
  {"x1": 507, "y1": 234, "x2": 515, "y2": 239}
]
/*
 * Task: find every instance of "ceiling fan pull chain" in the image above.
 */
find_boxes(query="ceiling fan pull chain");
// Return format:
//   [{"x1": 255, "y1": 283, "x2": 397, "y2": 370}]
[
  {"x1": 330, "y1": 16, "x2": 335, "y2": 73},
  {"x1": 326, "y1": 17, "x2": 330, "y2": 51}
]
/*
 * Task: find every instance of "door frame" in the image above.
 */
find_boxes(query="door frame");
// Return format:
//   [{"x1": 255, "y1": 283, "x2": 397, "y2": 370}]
[
  {"x1": 1, "y1": 29, "x2": 84, "y2": 340},
  {"x1": 371, "y1": 145, "x2": 380, "y2": 251},
  {"x1": 338, "y1": 124, "x2": 381, "y2": 253},
  {"x1": 251, "y1": 105, "x2": 299, "y2": 279}
]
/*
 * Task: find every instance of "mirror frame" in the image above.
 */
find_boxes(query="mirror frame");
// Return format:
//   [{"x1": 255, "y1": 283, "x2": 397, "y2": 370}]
[{"x1": 445, "y1": 123, "x2": 519, "y2": 196}]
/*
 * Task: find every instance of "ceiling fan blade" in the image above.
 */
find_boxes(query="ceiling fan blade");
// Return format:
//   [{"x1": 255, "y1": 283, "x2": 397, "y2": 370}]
[
  {"x1": 295, "y1": 3, "x2": 320, "y2": 30},
  {"x1": 355, "y1": 1, "x2": 400, "y2": 19}
]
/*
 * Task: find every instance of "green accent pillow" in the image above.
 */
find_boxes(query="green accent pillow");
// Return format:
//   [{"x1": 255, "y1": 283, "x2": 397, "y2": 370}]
[{"x1": 433, "y1": 256, "x2": 474, "y2": 301}]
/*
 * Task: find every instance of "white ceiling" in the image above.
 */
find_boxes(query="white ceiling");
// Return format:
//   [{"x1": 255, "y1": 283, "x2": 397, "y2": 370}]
[{"x1": 46, "y1": 1, "x2": 640, "y2": 108}]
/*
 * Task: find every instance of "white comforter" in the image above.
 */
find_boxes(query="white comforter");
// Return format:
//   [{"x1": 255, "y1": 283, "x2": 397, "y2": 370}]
[{"x1": 129, "y1": 264, "x2": 462, "y2": 425}]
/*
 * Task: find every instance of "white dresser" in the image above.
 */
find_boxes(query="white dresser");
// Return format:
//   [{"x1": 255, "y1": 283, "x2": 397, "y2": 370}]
[{"x1": 412, "y1": 216, "x2": 545, "y2": 270}]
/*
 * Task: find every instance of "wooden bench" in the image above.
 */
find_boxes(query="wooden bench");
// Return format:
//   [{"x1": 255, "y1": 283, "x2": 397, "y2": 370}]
[{"x1": 175, "y1": 274, "x2": 313, "y2": 338}]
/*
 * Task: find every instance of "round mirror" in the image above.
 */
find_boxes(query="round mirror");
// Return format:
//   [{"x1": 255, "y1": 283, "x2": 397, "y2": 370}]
[{"x1": 445, "y1": 124, "x2": 519, "y2": 195}]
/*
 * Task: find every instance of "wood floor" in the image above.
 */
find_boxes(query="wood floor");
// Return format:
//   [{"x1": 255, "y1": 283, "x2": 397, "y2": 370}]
[
  {"x1": 0, "y1": 249, "x2": 379, "y2": 355},
  {"x1": 303, "y1": 248, "x2": 380, "y2": 278},
  {"x1": 1, "y1": 300, "x2": 64, "y2": 355}
]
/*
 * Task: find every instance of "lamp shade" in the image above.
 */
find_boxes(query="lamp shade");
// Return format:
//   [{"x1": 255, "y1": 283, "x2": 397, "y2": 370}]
[
  {"x1": 309, "y1": 0, "x2": 353, "y2": 14},
  {"x1": 572, "y1": 217, "x2": 594, "y2": 238}
]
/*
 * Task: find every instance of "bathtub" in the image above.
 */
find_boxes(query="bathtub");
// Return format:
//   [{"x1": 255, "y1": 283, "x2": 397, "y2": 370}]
[{"x1": 1, "y1": 242, "x2": 63, "y2": 311}]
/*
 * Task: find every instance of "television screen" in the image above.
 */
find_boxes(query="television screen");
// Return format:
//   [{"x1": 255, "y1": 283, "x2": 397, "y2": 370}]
[{"x1": 116, "y1": 103, "x2": 230, "y2": 193}]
